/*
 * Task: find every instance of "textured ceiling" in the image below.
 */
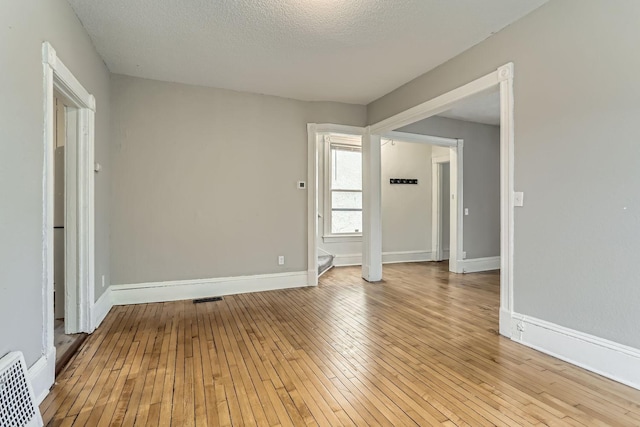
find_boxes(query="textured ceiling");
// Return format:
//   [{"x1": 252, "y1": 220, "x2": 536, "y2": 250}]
[
  {"x1": 67, "y1": 0, "x2": 547, "y2": 104},
  {"x1": 438, "y1": 89, "x2": 501, "y2": 126}
]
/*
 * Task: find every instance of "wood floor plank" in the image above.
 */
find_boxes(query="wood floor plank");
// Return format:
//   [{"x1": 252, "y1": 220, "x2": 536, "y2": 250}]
[{"x1": 42, "y1": 262, "x2": 640, "y2": 426}]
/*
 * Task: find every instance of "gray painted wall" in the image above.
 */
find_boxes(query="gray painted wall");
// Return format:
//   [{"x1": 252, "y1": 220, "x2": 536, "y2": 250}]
[
  {"x1": 318, "y1": 141, "x2": 433, "y2": 259},
  {"x1": 368, "y1": 0, "x2": 640, "y2": 349},
  {"x1": 317, "y1": 131, "x2": 495, "y2": 263},
  {"x1": 0, "y1": 0, "x2": 111, "y2": 366},
  {"x1": 400, "y1": 116, "x2": 500, "y2": 259},
  {"x1": 381, "y1": 142, "x2": 432, "y2": 254},
  {"x1": 110, "y1": 75, "x2": 366, "y2": 285}
]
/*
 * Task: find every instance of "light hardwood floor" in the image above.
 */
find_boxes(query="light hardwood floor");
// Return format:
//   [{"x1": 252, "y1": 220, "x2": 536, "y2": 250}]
[
  {"x1": 41, "y1": 262, "x2": 640, "y2": 426},
  {"x1": 54, "y1": 320, "x2": 87, "y2": 375}
]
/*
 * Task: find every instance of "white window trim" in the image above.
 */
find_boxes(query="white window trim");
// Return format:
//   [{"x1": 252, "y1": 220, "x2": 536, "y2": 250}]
[{"x1": 322, "y1": 134, "x2": 363, "y2": 242}]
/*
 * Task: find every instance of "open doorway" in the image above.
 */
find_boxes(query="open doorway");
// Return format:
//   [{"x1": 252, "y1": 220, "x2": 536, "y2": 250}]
[
  {"x1": 43, "y1": 42, "x2": 97, "y2": 380},
  {"x1": 398, "y1": 88, "x2": 501, "y2": 274},
  {"x1": 315, "y1": 128, "x2": 364, "y2": 278},
  {"x1": 376, "y1": 131, "x2": 462, "y2": 272},
  {"x1": 52, "y1": 95, "x2": 88, "y2": 374},
  {"x1": 431, "y1": 155, "x2": 450, "y2": 262},
  {"x1": 306, "y1": 124, "x2": 364, "y2": 286},
  {"x1": 362, "y1": 63, "x2": 515, "y2": 336}
]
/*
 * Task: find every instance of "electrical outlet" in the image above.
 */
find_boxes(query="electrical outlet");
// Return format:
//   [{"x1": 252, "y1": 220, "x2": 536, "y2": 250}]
[
  {"x1": 278, "y1": 256, "x2": 285, "y2": 265},
  {"x1": 102, "y1": 275, "x2": 106, "y2": 288},
  {"x1": 464, "y1": 208, "x2": 469, "y2": 216},
  {"x1": 462, "y1": 251, "x2": 467, "y2": 259}
]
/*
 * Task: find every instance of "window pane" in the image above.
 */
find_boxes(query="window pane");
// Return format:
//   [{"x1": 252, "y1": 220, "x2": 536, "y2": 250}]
[
  {"x1": 331, "y1": 147, "x2": 361, "y2": 190},
  {"x1": 332, "y1": 210, "x2": 362, "y2": 234},
  {"x1": 332, "y1": 191, "x2": 362, "y2": 210}
]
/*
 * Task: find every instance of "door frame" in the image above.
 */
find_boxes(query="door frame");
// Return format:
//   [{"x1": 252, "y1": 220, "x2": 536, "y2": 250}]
[
  {"x1": 381, "y1": 131, "x2": 463, "y2": 272},
  {"x1": 306, "y1": 126, "x2": 463, "y2": 277},
  {"x1": 431, "y1": 154, "x2": 450, "y2": 262},
  {"x1": 364, "y1": 63, "x2": 515, "y2": 337},
  {"x1": 42, "y1": 41, "x2": 96, "y2": 352},
  {"x1": 307, "y1": 123, "x2": 365, "y2": 286}
]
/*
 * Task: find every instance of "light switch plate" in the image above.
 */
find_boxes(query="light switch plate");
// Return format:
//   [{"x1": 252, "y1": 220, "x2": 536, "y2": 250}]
[{"x1": 514, "y1": 191, "x2": 524, "y2": 207}]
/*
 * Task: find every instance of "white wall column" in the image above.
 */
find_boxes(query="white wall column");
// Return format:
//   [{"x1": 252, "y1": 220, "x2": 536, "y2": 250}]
[
  {"x1": 448, "y1": 140, "x2": 464, "y2": 273},
  {"x1": 306, "y1": 124, "x2": 319, "y2": 286},
  {"x1": 362, "y1": 128, "x2": 382, "y2": 282}
]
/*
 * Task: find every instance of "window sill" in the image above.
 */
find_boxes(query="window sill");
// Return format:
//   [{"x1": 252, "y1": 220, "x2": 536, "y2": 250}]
[{"x1": 322, "y1": 234, "x2": 362, "y2": 243}]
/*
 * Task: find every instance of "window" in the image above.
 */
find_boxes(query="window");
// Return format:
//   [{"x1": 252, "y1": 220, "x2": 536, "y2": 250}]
[{"x1": 324, "y1": 134, "x2": 362, "y2": 238}]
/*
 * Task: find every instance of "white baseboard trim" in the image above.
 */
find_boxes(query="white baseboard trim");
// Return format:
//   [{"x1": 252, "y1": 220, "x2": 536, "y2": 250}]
[
  {"x1": 510, "y1": 312, "x2": 640, "y2": 391},
  {"x1": 333, "y1": 250, "x2": 433, "y2": 267},
  {"x1": 383, "y1": 250, "x2": 433, "y2": 264},
  {"x1": 307, "y1": 269, "x2": 318, "y2": 286},
  {"x1": 499, "y1": 308, "x2": 512, "y2": 337},
  {"x1": 458, "y1": 256, "x2": 500, "y2": 273},
  {"x1": 29, "y1": 346, "x2": 55, "y2": 405},
  {"x1": 333, "y1": 253, "x2": 363, "y2": 267},
  {"x1": 91, "y1": 286, "x2": 113, "y2": 331},
  {"x1": 111, "y1": 271, "x2": 309, "y2": 305}
]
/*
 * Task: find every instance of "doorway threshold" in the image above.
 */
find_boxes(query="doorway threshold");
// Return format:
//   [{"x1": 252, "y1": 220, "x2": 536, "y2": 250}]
[{"x1": 54, "y1": 319, "x2": 88, "y2": 376}]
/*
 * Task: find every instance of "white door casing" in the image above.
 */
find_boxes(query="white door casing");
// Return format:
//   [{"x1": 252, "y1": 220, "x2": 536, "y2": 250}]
[
  {"x1": 431, "y1": 154, "x2": 450, "y2": 262},
  {"x1": 381, "y1": 132, "x2": 462, "y2": 273},
  {"x1": 367, "y1": 63, "x2": 515, "y2": 337},
  {"x1": 42, "y1": 41, "x2": 96, "y2": 353},
  {"x1": 307, "y1": 124, "x2": 365, "y2": 284},
  {"x1": 306, "y1": 64, "x2": 515, "y2": 338}
]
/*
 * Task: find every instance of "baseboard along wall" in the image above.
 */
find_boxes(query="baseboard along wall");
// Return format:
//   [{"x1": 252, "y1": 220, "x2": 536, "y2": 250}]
[
  {"x1": 29, "y1": 347, "x2": 55, "y2": 405},
  {"x1": 78, "y1": 267, "x2": 640, "y2": 398},
  {"x1": 509, "y1": 312, "x2": 640, "y2": 391},
  {"x1": 333, "y1": 250, "x2": 433, "y2": 267},
  {"x1": 332, "y1": 251, "x2": 498, "y2": 273},
  {"x1": 458, "y1": 256, "x2": 500, "y2": 273},
  {"x1": 92, "y1": 286, "x2": 113, "y2": 331}
]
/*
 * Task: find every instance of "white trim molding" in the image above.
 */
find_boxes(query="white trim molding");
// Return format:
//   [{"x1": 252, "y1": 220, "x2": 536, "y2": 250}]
[
  {"x1": 322, "y1": 234, "x2": 362, "y2": 243},
  {"x1": 308, "y1": 123, "x2": 366, "y2": 286},
  {"x1": 322, "y1": 133, "x2": 363, "y2": 241},
  {"x1": 370, "y1": 71, "x2": 503, "y2": 135},
  {"x1": 383, "y1": 250, "x2": 432, "y2": 264},
  {"x1": 307, "y1": 124, "x2": 319, "y2": 286},
  {"x1": 41, "y1": 41, "x2": 96, "y2": 403},
  {"x1": 111, "y1": 271, "x2": 309, "y2": 306},
  {"x1": 29, "y1": 347, "x2": 56, "y2": 405},
  {"x1": 333, "y1": 250, "x2": 433, "y2": 267},
  {"x1": 448, "y1": 140, "x2": 464, "y2": 274},
  {"x1": 510, "y1": 313, "x2": 640, "y2": 391},
  {"x1": 332, "y1": 254, "x2": 363, "y2": 267},
  {"x1": 91, "y1": 287, "x2": 113, "y2": 331},
  {"x1": 431, "y1": 154, "x2": 450, "y2": 262},
  {"x1": 314, "y1": 124, "x2": 365, "y2": 135},
  {"x1": 361, "y1": 128, "x2": 383, "y2": 282},
  {"x1": 499, "y1": 63, "x2": 516, "y2": 336},
  {"x1": 367, "y1": 63, "x2": 515, "y2": 337},
  {"x1": 458, "y1": 256, "x2": 501, "y2": 273},
  {"x1": 382, "y1": 131, "x2": 457, "y2": 147}
]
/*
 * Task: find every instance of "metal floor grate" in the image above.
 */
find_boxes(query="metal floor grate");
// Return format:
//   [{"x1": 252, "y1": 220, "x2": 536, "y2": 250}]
[{"x1": 0, "y1": 352, "x2": 42, "y2": 427}]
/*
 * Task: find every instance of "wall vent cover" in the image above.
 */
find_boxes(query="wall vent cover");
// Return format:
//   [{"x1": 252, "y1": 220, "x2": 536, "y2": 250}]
[
  {"x1": 0, "y1": 352, "x2": 43, "y2": 427},
  {"x1": 193, "y1": 296, "x2": 223, "y2": 304}
]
